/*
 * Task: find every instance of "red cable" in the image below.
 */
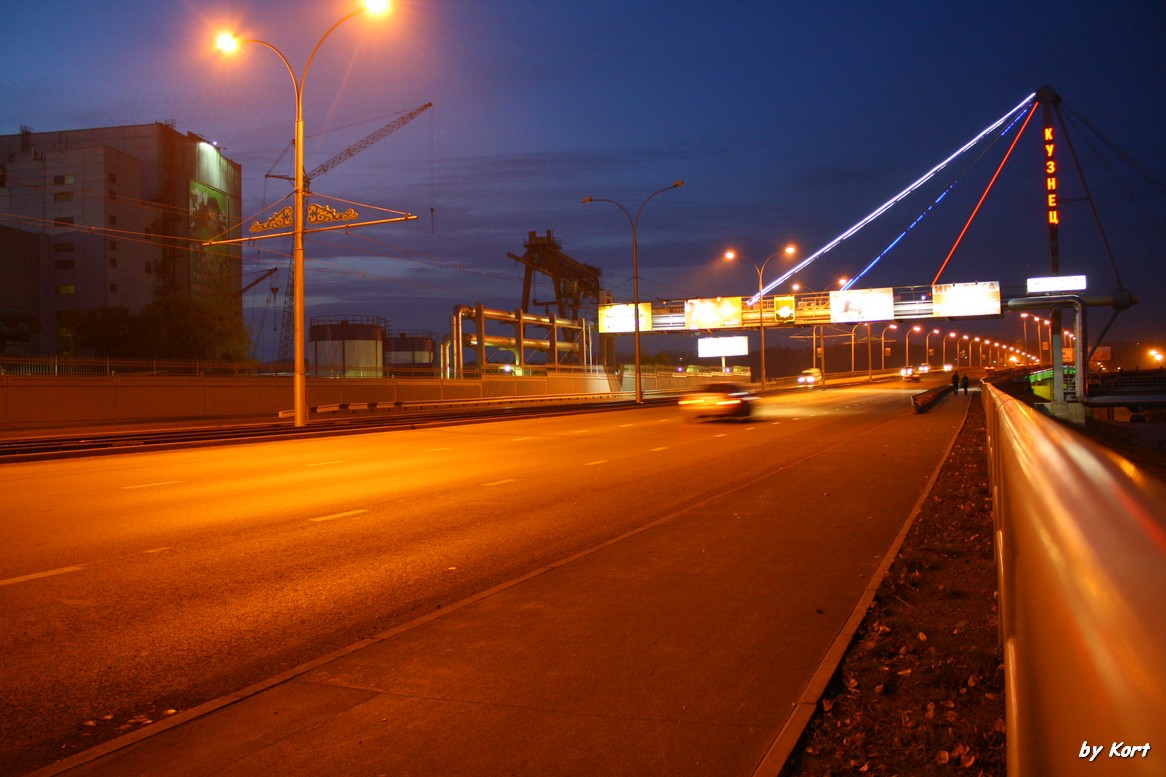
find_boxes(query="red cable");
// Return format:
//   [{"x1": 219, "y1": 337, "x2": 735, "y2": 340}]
[{"x1": 932, "y1": 102, "x2": 1039, "y2": 284}]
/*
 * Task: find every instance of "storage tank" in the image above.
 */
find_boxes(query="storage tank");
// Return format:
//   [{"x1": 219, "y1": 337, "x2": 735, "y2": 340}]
[
  {"x1": 309, "y1": 315, "x2": 387, "y2": 378},
  {"x1": 385, "y1": 329, "x2": 437, "y2": 374}
]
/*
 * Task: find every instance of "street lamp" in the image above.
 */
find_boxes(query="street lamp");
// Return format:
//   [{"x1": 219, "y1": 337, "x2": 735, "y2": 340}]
[
  {"x1": 583, "y1": 181, "x2": 684, "y2": 403},
  {"x1": 924, "y1": 328, "x2": 940, "y2": 367},
  {"x1": 723, "y1": 243, "x2": 795, "y2": 390},
  {"x1": 216, "y1": 0, "x2": 389, "y2": 427},
  {"x1": 905, "y1": 324, "x2": 922, "y2": 367},
  {"x1": 880, "y1": 324, "x2": 898, "y2": 371},
  {"x1": 943, "y1": 331, "x2": 957, "y2": 366}
]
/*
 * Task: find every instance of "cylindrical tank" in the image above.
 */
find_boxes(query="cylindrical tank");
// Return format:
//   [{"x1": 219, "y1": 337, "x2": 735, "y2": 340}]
[
  {"x1": 309, "y1": 315, "x2": 387, "y2": 378},
  {"x1": 385, "y1": 329, "x2": 437, "y2": 374}
]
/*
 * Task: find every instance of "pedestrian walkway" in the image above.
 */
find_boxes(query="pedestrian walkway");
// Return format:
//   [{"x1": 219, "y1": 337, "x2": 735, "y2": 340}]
[{"x1": 36, "y1": 394, "x2": 972, "y2": 777}]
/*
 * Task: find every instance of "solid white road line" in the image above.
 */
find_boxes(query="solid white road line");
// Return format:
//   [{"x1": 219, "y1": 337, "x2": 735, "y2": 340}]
[{"x1": 309, "y1": 509, "x2": 369, "y2": 523}]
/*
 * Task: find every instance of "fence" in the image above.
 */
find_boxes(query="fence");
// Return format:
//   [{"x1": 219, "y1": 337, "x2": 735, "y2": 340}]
[{"x1": 982, "y1": 383, "x2": 1166, "y2": 775}]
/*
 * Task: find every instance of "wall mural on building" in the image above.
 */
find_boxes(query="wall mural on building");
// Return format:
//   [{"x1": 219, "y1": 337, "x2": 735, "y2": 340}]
[{"x1": 189, "y1": 179, "x2": 230, "y2": 297}]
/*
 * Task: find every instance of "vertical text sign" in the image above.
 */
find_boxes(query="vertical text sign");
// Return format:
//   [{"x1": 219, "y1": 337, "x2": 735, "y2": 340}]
[{"x1": 1044, "y1": 126, "x2": 1059, "y2": 226}]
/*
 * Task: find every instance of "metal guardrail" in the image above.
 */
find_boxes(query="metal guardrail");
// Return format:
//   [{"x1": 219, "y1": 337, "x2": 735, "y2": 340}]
[{"x1": 982, "y1": 383, "x2": 1166, "y2": 775}]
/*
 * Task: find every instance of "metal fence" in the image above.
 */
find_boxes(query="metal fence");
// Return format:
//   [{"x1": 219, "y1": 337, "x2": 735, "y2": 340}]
[{"x1": 982, "y1": 383, "x2": 1166, "y2": 775}]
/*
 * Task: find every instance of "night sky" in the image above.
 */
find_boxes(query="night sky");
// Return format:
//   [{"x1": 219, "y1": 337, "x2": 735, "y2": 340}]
[{"x1": 3, "y1": 1, "x2": 1164, "y2": 361}]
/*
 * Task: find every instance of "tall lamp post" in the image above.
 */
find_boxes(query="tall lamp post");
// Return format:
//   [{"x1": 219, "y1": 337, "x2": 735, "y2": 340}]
[
  {"x1": 943, "y1": 331, "x2": 957, "y2": 366},
  {"x1": 723, "y1": 243, "x2": 796, "y2": 390},
  {"x1": 880, "y1": 324, "x2": 898, "y2": 370},
  {"x1": 217, "y1": 0, "x2": 389, "y2": 427},
  {"x1": 924, "y1": 328, "x2": 940, "y2": 367},
  {"x1": 583, "y1": 181, "x2": 684, "y2": 403},
  {"x1": 905, "y1": 324, "x2": 922, "y2": 367}
]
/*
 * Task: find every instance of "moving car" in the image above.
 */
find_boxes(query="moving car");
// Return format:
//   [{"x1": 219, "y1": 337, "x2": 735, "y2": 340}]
[
  {"x1": 678, "y1": 382, "x2": 756, "y2": 419},
  {"x1": 901, "y1": 366, "x2": 921, "y2": 382},
  {"x1": 797, "y1": 368, "x2": 823, "y2": 387}
]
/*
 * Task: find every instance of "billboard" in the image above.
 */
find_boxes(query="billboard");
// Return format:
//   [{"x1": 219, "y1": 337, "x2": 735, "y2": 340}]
[
  {"x1": 1027, "y1": 275, "x2": 1087, "y2": 293},
  {"x1": 698, "y1": 336, "x2": 749, "y2": 358},
  {"x1": 932, "y1": 281, "x2": 1001, "y2": 317},
  {"x1": 772, "y1": 295, "x2": 796, "y2": 323},
  {"x1": 829, "y1": 287, "x2": 895, "y2": 323},
  {"x1": 598, "y1": 302, "x2": 653, "y2": 333},
  {"x1": 685, "y1": 297, "x2": 742, "y2": 329}
]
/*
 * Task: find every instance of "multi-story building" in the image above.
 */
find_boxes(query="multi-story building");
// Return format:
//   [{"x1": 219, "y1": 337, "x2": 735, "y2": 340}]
[{"x1": 0, "y1": 123, "x2": 242, "y2": 354}]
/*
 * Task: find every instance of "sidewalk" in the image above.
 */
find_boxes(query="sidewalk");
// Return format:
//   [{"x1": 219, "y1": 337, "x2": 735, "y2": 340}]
[{"x1": 36, "y1": 395, "x2": 971, "y2": 777}]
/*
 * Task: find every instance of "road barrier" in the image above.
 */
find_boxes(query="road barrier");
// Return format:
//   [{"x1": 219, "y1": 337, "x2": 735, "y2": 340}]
[{"x1": 982, "y1": 383, "x2": 1166, "y2": 775}]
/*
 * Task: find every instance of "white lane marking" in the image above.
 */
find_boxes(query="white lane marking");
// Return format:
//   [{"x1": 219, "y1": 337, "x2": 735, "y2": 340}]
[
  {"x1": 484, "y1": 479, "x2": 516, "y2": 487},
  {"x1": 571, "y1": 429, "x2": 591, "y2": 434},
  {"x1": 584, "y1": 460, "x2": 608, "y2": 466},
  {"x1": 306, "y1": 460, "x2": 345, "y2": 467},
  {"x1": 714, "y1": 434, "x2": 727, "y2": 438},
  {"x1": 511, "y1": 437, "x2": 533, "y2": 442},
  {"x1": 121, "y1": 481, "x2": 181, "y2": 490},
  {"x1": 619, "y1": 423, "x2": 633, "y2": 428},
  {"x1": 310, "y1": 509, "x2": 368, "y2": 523},
  {"x1": 426, "y1": 447, "x2": 452, "y2": 452},
  {"x1": 144, "y1": 548, "x2": 171, "y2": 554},
  {"x1": 0, "y1": 566, "x2": 84, "y2": 587},
  {"x1": 650, "y1": 447, "x2": 669, "y2": 452}
]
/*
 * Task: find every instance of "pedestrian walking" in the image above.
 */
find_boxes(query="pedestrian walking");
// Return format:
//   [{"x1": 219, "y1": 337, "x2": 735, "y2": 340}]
[
  {"x1": 961, "y1": 374, "x2": 970, "y2": 395},
  {"x1": 952, "y1": 371, "x2": 960, "y2": 393}
]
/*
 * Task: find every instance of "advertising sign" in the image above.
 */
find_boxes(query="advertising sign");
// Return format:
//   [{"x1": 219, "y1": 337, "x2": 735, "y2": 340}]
[
  {"x1": 829, "y1": 287, "x2": 895, "y2": 323},
  {"x1": 598, "y1": 302, "x2": 653, "y2": 333},
  {"x1": 932, "y1": 281, "x2": 1001, "y2": 317},
  {"x1": 698, "y1": 336, "x2": 749, "y2": 358},
  {"x1": 1027, "y1": 275, "x2": 1086, "y2": 293},
  {"x1": 685, "y1": 297, "x2": 743, "y2": 329},
  {"x1": 773, "y1": 295, "x2": 796, "y2": 323}
]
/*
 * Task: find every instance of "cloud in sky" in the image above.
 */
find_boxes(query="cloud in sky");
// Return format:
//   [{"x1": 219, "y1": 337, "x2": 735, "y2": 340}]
[{"x1": 4, "y1": 0, "x2": 1165, "y2": 360}]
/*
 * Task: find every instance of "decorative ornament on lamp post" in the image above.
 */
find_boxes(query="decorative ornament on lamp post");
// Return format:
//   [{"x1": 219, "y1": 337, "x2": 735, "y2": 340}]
[{"x1": 216, "y1": 0, "x2": 390, "y2": 427}]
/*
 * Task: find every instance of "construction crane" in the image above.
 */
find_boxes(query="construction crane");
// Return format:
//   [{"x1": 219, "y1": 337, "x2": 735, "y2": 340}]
[
  {"x1": 236, "y1": 267, "x2": 279, "y2": 297},
  {"x1": 267, "y1": 102, "x2": 433, "y2": 190},
  {"x1": 274, "y1": 102, "x2": 433, "y2": 362}
]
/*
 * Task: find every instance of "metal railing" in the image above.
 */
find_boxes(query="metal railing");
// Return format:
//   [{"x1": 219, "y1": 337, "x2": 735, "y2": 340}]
[{"x1": 982, "y1": 383, "x2": 1166, "y2": 775}]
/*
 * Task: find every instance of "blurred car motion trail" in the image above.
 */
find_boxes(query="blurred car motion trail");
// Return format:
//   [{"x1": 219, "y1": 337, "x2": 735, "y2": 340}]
[{"x1": 678, "y1": 382, "x2": 756, "y2": 419}]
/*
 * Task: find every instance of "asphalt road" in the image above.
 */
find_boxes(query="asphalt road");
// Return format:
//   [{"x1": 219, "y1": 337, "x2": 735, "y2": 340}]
[{"x1": 0, "y1": 378, "x2": 953, "y2": 775}]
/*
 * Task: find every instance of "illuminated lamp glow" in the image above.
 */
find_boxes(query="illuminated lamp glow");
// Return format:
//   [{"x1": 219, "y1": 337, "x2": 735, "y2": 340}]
[{"x1": 216, "y1": 32, "x2": 239, "y2": 53}]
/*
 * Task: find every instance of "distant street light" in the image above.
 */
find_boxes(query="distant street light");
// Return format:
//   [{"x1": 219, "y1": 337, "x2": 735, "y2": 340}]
[
  {"x1": 924, "y1": 328, "x2": 940, "y2": 367},
  {"x1": 723, "y1": 243, "x2": 796, "y2": 390},
  {"x1": 216, "y1": 0, "x2": 389, "y2": 427},
  {"x1": 905, "y1": 324, "x2": 922, "y2": 367},
  {"x1": 583, "y1": 181, "x2": 684, "y2": 403},
  {"x1": 880, "y1": 324, "x2": 898, "y2": 371},
  {"x1": 943, "y1": 331, "x2": 958, "y2": 365}
]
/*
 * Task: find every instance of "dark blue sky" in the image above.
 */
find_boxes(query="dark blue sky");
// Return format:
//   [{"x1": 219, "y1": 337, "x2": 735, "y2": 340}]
[{"x1": 3, "y1": 1, "x2": 1164, "y2": 359}]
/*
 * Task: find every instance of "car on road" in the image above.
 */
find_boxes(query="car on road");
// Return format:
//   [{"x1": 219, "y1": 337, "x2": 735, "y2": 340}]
[
  {"x1": 797, "y1": 368, "x2": 824, "y2": 387},
  {"x1": 678, "y1": 382, "x2": 756, "y2": 419},
  {"x1": 901, "y1": 366, "x2": 921, "y2": 382}
]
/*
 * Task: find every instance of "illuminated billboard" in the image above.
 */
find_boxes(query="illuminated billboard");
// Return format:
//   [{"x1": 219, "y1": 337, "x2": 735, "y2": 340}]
[
  {"x1": 698, "y1": 336, "x2": 749, "y2": 358},
  {"x1": 772, "y1": 295, "x2": 796, "y2": 323},
  {"x1": 598, "y1": 302, "x2": 653, "y2": 333},
  {"x1": 1027, "y1": 275, "x2": 1086, "y2": 293},
  {"x1": 685, "y1": 297, "x2": 742, "y2": 329},
  {"x1": 932, "y1": 281, "x2": 1001, "y2": 317},
  {"x1": 829, "y1": 287, "x2": 895, "y2": 323}
]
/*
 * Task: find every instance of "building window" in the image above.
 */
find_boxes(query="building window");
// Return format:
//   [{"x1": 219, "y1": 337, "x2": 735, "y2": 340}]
[
  {"x1": 53, "y1": 242, "x2": 75, "y2": 253},
  {"x1": 108, "y1": 240, "x2": 117, "y2": 252},
  {"x1": 53, "y1": 174, "x2": 75, "y2": 185},
  {"x1": 109, "y1": 256, "x2": 118, "y2": 269},
  {"x1": 108, "y1": 172, "x2": 117, "y2": 184},
  {"x1": 53, "y1": 217, "x2": 74, "y2": 227},
  {"x1": 110, "y1": 283, "x2": 118, "y2": 294},
  {"x1": 107, "y1": 214, "x2": 117, "y2": 226},
  {"x1": 107, "y1": 189, "x2": 117, "y2": 201},
  {"x1": 53, "y1": 191, "x2": 74, "y2": 202},
  {"x1": 145, "y1": 261, "x2": 152, "y2": 274},
  {"x1": 56, "y1": 284, "x2": 76, "y2": 295},
  {"x1": 54, "y1": 259, "x2": 75, "y2": 270}
]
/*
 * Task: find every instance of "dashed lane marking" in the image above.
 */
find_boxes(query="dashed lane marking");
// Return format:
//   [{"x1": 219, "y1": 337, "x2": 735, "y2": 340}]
[
  {"x1": 0, "y1": 566, "x2": 84, "y2": 587},
  {"x1": 310, "y1": 509, "x2": 369, "y2": 523},
  {"x1": 121, "y1": 481, "x2": 181, "y2": 490}
]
